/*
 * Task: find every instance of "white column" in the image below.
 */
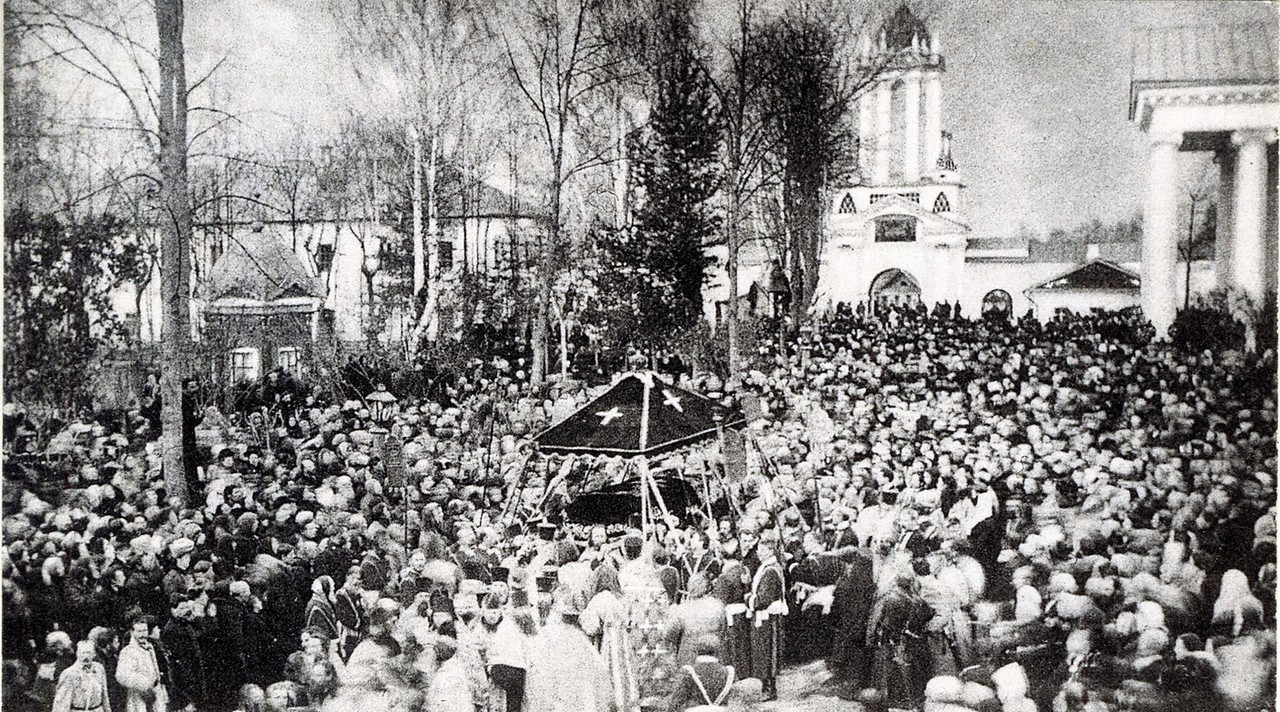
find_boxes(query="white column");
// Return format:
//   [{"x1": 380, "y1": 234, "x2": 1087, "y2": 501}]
[
  {"x1": 923, "y1": 72, "x2": 942, "y2": 175},
  {"x1": 1230, "y1": 129, "x2": 1274, "y2": 304},
  {"x1": 875, "y1": 81, "x2": 892, "y2": 185},
  {"x1": 858, "y1": 92, "x2": 873, "y2": 180},
  {"x1": 1216, "y1": 149, "x2": 1236, "y2": 290},
  {"x1": 903, "y1": 72, "x2": 921, "y2": 183},
  {"x1": 1142, "y1": 132, "x2": 1181, "y2": 335}
]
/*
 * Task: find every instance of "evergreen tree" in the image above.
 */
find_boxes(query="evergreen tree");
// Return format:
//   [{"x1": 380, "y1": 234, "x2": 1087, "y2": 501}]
[
  {"x1": 758, "y1": 8, "x2": 855, "y2": 325},
  {"x1": 626, "y1": 0, "x2": 721, "y2": 344}
]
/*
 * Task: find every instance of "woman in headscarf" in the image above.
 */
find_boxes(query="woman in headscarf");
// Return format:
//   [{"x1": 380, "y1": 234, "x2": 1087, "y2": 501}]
[
  {"x1": 580, "y1": 563, "x2": 639, "y2": 712},
  {"x1": 524, "y1": 586, "x2": 612, "y2": 712},
  {"x1": 305, "y1": 575, "x2": 339, "y2": 647}
]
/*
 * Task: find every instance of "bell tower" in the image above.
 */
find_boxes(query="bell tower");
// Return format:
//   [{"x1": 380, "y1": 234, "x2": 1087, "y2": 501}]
[
  {"x1": 818, "y1": 5, "x2": 970, "y2": 312},
  {"x1": 855, "y1": 5, "x2": 958, "y2": 188}
]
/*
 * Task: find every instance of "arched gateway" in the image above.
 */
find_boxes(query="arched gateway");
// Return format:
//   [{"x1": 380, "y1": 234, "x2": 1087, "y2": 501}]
[{"x1": 869, "y1": 268, "x2": 922, "y2": 311}]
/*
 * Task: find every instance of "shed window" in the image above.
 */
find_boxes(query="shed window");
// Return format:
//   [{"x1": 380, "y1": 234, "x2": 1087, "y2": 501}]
[{"x1": 229, "y1": 347, "x2": 260, "y2": 384}]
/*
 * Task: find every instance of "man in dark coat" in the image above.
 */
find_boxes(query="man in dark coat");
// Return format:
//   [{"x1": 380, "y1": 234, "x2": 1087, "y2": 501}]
[
  {"x1": 828, "y1": 549, "x2": 876, "y2": 689},
  {"x1": 160, "y1": 598, "x2": 206, "y2": 711},
  {"x1": 867, "y1": 570, "x2": 934, "y2": 710},
  {"x1": 784, "y1": 542, "x2": 844, "y2": 664},
  {"x1": 360, "y1": 549, "x2": 389, "y2": 593},
  {"x1": 334, "y1": 567, "x2": 365, "y2": 662},
  {"x1": 748, "y1": 544, "x2": 786, "y2": 701},
  {"x1": 203, "y1": 583, "x2": 251, "y2": 709},
  {"x1": 712, "y1": 539, "x2": 751, "y2": 682}
]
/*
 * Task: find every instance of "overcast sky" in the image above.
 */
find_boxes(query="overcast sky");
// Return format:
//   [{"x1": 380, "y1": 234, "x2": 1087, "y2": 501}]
[{"x1": 184, "y1": 0, "x2": 1278, "y2": 239}]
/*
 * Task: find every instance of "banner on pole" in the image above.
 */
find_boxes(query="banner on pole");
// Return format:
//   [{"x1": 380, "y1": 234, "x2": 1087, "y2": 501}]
[
  {"x1": 383, "y1": 434, "x2": 406, "y2": 488},
  {"x1": 723, "y1": 429, "x2": 747, "y2": 482}
]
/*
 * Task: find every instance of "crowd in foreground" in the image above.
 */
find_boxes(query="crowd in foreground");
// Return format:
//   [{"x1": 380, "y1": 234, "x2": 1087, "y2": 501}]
[{"x1": 2, "y1": 303, "x2": 1276, "y2": 712}]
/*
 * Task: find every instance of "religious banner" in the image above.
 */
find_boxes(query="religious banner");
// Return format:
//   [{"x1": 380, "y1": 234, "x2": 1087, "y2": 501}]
[
  {"x1": 383, "y1": 433, "x2": 406, "y2": 489},
  {"x1": 723, "y1": 428, "x2": 747, "y2": 483}
]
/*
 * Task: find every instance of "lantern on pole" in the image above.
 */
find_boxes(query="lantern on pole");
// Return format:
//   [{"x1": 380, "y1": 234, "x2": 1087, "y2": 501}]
[{"x1": 366, "y1": 384, "x2": 398, "y2": 447}]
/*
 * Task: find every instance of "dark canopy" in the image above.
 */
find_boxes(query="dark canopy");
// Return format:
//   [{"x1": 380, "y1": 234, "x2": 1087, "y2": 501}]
[{"x1": 534, "y1": 372, "x2": 744, "y2": 457}]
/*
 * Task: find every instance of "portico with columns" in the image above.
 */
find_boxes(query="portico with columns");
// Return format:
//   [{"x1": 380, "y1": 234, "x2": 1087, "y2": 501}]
[{"x1": 1130, "y1": 25, "x2": 1279, "y2": 335}]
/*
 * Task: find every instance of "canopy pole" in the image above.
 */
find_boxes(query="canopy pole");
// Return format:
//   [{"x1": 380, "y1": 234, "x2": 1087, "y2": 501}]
[
  {"x1": 639, "y1": 457, "x2": 651, "y2": 538},
  {"x1": 701, "y1": 469, "x2": 714, "y2": 523},
  {"x1": 646, "y1": 464, "x2": 673, "y2": 524}
]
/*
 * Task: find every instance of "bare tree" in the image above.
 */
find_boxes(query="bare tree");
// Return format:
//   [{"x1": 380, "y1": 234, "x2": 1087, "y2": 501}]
[
  {"x1": 333, "y1": 0, "x2": 500, "y2": 351},
  {"x1": 9, "y1": 0, "x2": 211, "y2": 501},
  {"x1": 756, "y1": 0, "x2": 887, "y2": 327},
  {"x1": 704, "y1": 0, "x2": 773, "y2": 373},
  {"x1": 501, "y1": 0, "x2": 621, "y2": 385}
]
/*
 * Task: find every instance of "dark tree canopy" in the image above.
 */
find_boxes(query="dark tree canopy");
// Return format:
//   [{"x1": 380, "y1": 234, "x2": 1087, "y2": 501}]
[{"x1": 613, "y1": 0, "x2": 721, "y2": 346}]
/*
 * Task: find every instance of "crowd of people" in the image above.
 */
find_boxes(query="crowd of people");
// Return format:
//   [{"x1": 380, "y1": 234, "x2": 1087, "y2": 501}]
[{"x1": 2, "y1": 302, "x2": 1276, "y2": 712}]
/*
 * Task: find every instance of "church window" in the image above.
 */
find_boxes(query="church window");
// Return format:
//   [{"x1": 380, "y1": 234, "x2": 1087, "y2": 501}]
[
  {"x1": 839, "y1": 193, "x2": 856, "y2": 214},
  {"x1": 933, "y1": 192, "x2": 951, "y2": 213},
  {"x1": 875, "y1": 216, "x2": 917, "y2": 243}
]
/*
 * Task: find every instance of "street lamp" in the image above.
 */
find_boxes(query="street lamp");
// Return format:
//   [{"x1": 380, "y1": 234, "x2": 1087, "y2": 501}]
[{"x1": 366, "y1": 384, "x2": 398, "y2": 446}]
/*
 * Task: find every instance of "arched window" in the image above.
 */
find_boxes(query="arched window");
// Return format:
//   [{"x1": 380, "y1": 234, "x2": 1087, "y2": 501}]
[
  {"x1": 838, "y1": 193, "x2": 856, "y2": 214},
  {"x1": 933, "y1": 192, "x2": 951, "y2": 213}
]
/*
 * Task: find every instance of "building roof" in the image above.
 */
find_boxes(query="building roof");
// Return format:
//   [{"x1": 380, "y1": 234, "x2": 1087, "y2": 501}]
[
  {"x1": 1130, "y1": 24, "x2": 1279, "y2": 117},
  {"x1": 884, "y1": 5, "x2": 930, "y2": 51},
  {"x1": 967, "y1": 236, "x2": 1026, "y2": 252},
  {"x1": 1132, "y1": 24, "x2": 1278, "y2": 86},
  {"x1": 1025, "y1": 238, "x2": 1142, "y2": 264},
  {"x1": 436, "y1": 168, "x2": 544, "y2": 220},
  {"x1": 1032, "y1": 260, "x2": 1140, "y2": 291},
  {"x1": 202, "y1": 226, "x2": 324, "y2": 302}
]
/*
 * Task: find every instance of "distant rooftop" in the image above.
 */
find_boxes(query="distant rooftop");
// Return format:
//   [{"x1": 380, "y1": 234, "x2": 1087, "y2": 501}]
[{"x1": 1131, "y1": 23, "x2": 1279, "y2": 116}]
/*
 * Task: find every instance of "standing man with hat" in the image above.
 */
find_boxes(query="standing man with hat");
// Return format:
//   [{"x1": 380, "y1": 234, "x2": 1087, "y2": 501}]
[{"x1": 53, "y1": 641, "x2": 112, "y2": 712}]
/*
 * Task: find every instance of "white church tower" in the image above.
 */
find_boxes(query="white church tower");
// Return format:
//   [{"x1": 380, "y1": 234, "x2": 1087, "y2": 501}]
[{"x1": 816, "y1": 5, "x2": 971, "y2": 311}]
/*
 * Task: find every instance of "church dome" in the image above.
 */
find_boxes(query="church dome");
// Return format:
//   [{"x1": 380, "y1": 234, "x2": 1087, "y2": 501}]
[{"x1": 883, "y1": 5, "x2": 930, "y2": 51}]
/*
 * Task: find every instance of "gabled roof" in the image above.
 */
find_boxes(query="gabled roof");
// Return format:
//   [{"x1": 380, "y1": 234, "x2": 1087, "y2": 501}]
[
  {"x1": 202, "y1": 227, "x2": 324, "y2": 302},
  {"x1": 436, "y1": 167, "x2": 544, "y2": 220},
  {"x1": 1032, "y1": 260, "x2": 1140, "y2": 292}
]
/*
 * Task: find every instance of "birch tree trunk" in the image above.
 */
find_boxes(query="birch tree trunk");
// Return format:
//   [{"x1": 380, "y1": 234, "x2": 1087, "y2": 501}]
[
  {"x1": 412, "y1": 125, "x2": 425, "y2": 298},
  {"x1": 425, "y1": 130, "x2": 441, "y2": 342},
  {"x1": 155, "y1": 0, "x2": 191, "y2": 504}
]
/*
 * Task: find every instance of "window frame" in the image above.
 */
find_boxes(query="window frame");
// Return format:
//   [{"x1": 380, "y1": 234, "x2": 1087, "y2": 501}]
[{"x1": 229, "y1": 347, "x2": 261, "y2": 384}]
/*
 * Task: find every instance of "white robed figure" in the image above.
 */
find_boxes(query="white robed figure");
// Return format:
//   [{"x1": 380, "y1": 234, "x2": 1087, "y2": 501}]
[{"x1": 525, "y1": 587, "x2": 614, "y2": 712}]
